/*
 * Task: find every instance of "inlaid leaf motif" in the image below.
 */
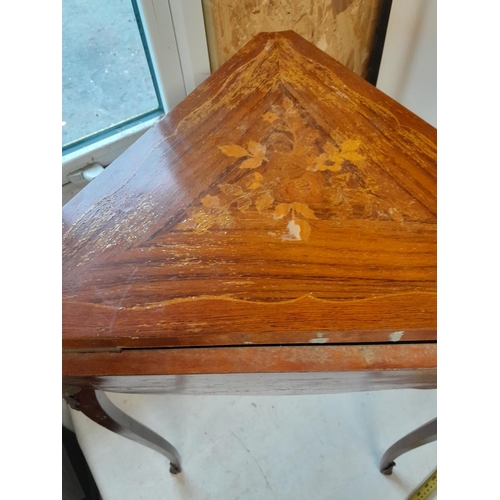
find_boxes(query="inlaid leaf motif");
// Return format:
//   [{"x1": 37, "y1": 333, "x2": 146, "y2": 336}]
[
  {"x1": 312, "y1": 153, "x2": 331, "y2": 172},
  {"x1": 292, "y1": 203, "x2": 317, "y2": 220},
  {"x1": 274, "y1": 200, "x2": 316, "y2": 241},
  {"x1": 219, "y1": 145, "x2": 249, "y2": 158},
  {"x1": 242, "y1": 141, "x2": 266, "y2": 169},
  {"x1": 341, "y1": 151, "x2": 365, "y2": 162},
  {"x1": 307, "y1": 137, "x2": 364, "y2": 172},
  {"x1": 218, "y1": 183, "x2": 244, "y2": 197},
  {"x1": 240, "y1": 157, "x2": 263, "y2": 170},
  {"x1": 255, "y1": 193, "x2": 274, "y2": 212},
  {"x1": 296, "y1": 219, "x2": 312, "y2": 241},
  {"x1": 248, "y1": 172, "x2": 263, "y2": 190},
  {"x1": 220, "y1": 141, "x2": 266, "y2": 170},
  {"x1": 339, "y1": 139, "x2": 361, "y2": 152},
  {"x1": 324, "y1": 142, "x2": 338, "y2": 156},
  {"x1": 323, "y1": 143, "x2": 344, "y2": 170},
  {"x1": 191, "y1": 211, "x2": 217, "y2": 234},
  {"x1": 201, "y1": 194, "x2": 220, "y2": 209},
  {"x1": 274, "y1": 203, "x2": 292, "y2": 219},
  {"x1": 306, "y1": 154, "x2": 318, "y2": 171},
  {"x1": 247, "y1": 140, "x2": 266, "y2": 158},
  {"x1": 237, "y1": 198, "x2": 252, "y2": 212}
]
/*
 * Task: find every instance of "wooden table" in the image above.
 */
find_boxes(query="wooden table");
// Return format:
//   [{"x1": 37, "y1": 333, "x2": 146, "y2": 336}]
[{"x1": 62, "y1": 31, "x2": 436, "y2": 474}]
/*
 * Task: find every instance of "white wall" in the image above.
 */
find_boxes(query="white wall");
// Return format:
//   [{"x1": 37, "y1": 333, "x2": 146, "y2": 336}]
[{"x1": 376, "y1": 0, "x2": 437, "y2": 127}]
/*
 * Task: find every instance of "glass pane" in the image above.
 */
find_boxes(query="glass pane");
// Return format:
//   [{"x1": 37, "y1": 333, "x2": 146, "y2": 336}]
[{"x1": 62, "y1": 0, "x2": 161, "y2": 149}]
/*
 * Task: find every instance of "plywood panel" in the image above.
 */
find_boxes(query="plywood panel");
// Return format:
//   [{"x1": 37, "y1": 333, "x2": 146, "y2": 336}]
[{"x1": 202, "y1": 0, "x2": 383, "y2": 78}]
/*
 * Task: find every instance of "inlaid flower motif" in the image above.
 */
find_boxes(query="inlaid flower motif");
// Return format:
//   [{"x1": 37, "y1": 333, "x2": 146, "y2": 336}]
[
  {"x1": 281, "y1": 172, "x2": 322, "y2": 203},
  {"x1": 262, "y1": 111, "x2": 278, "y2": 123}
]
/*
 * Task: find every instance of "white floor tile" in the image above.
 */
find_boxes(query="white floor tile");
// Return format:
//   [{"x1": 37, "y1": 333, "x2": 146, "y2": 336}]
[{"x1": 71, "y1": 388, "x2": 437, "y2": 500}]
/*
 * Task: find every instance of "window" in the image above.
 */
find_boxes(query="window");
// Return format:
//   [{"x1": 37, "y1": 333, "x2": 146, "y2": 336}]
[
  {"x1": 62, "y1": 0, "x2": 210, "y2": 185},
  {"x1": 62, "y1": 0, "x2": 162, "y2": 151}
]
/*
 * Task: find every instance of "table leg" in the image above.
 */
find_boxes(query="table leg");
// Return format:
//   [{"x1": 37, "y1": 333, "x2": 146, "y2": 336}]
[
  {"x1": 379, "y1": 417, "x2": 437, "y2": 475},
  {"x1": 65, "y1": 388, "x2": 182, "y2": 474}
]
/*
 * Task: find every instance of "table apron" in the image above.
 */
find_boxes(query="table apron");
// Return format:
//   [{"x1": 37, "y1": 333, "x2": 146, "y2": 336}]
[{"x1": 63, "y1": 344, "x2": 436, "y2": 396}]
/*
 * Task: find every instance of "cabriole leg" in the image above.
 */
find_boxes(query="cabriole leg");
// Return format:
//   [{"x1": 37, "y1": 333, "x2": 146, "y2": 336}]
[
  {"x1": 65, "y1": 388, "x2": 182, "y2": 474},
  {"x1": 379, "y1": 417, "x2": 437, "y2": 475}
]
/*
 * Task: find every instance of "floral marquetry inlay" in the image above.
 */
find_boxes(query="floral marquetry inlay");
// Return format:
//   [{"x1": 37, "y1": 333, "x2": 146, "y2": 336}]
[
  {"x1": 178, "y1": 96, "x2": 417, "y2": 241},
  {"x1": 63, "y1": 32, "x2": 436, "y2": 352}
]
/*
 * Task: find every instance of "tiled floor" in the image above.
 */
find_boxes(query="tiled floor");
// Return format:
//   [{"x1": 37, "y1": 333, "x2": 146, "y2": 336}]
[{"x1": 70, "y1": 388, "x2": 437, "y2": 500}]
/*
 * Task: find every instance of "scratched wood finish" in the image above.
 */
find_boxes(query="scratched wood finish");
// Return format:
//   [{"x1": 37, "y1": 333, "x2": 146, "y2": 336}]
[
  {"x1": 202, "y1": 0, "x2": 383, "y2": 78},
  {"x1": 63, "y1": 344, "x2": 437, "y2": 395},
  {"x1": 62, "y1": 31, "x2": 437, "y2": 351}
]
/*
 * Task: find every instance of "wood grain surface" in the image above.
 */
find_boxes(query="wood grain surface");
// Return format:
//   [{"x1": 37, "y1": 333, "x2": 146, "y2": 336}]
[
  {"x1": 63, "y1": 344, "x2": 436, "y2": 395},
  {"x1": 62, "y1": 31, "x2": 436, "y2": 351},
  {"x1": 202, "y1": 0, "x2": 383, "y2": 78}
]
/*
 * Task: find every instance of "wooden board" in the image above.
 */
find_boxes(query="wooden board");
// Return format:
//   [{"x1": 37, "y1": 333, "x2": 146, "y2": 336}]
[
  {"x1": 202, "y1": 0, "x2": 383, "y2": 77},
  {"x1": 62, "y1": 344, "x2": 437, "y2": 395},
  {"x1": 62, "y1": 32, "x2": 436, "y2": 351}
]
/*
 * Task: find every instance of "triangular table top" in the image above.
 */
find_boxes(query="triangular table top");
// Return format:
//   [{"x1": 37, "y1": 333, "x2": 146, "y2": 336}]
[{"x1": 63, "y1": 31, "x2": 436, "y2": 351}]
